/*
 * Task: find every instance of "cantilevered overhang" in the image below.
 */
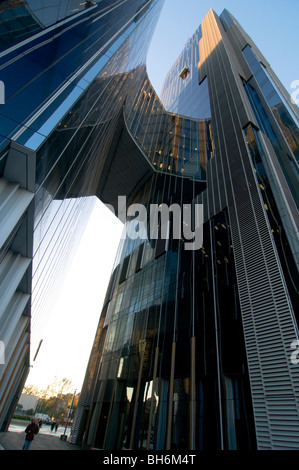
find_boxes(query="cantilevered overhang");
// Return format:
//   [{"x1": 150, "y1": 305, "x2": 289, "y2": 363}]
[
  {"x1": 96, "y1": 108, "x2": 153, "y2": 212},
  {"x1": 96, "y1": 108, "x2": 206, "y2": 215}
]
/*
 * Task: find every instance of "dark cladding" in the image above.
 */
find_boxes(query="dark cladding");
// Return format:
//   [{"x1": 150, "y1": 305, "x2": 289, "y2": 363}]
[{"x1": 0, "y1": 1, "x2": 298, "y2": 451}]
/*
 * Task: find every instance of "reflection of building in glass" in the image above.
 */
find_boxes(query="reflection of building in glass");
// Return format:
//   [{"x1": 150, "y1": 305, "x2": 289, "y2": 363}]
[
  {"x1": 0, "y1": 1, "x2": 298, "y2": 451},
  {"x1": 0, "y1": 0, "x2": 165, "y2": 432}
]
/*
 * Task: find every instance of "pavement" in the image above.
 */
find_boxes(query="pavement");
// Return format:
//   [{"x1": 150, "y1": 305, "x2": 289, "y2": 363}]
[{"x1": 0, "y1": 419, "x2": 81, "y2": 451}]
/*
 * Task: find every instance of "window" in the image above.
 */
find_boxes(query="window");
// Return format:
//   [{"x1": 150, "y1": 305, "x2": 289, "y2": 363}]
[{"x1": 179, "y1": 66, "x2": 190, "y2": 80}]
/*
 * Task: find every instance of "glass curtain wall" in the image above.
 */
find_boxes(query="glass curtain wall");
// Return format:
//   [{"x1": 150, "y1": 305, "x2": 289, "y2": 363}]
[
  {"x1": 0, "y1": 0, "x2": 165, "y2": 427},
  {"x1": 74, "y1": 13, "x2": 256, "y2": 450}
]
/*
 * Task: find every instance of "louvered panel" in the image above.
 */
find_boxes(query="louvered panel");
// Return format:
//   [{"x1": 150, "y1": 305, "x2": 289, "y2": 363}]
[
  {"x1": 0, "y1": 330, "x2": 29, "y2": 419},
  {"x1": 0, "y1": 292, "x2": 30, "y2": 347},
  {"x1": 224, "y1": 127, "x2": 299, "y2": 450},
  {"x1": 69, "y1": 387, "x2": 90, "y2": 444},
  {"x1": 0, "y1": 252, "x2": 31, "y2": 320},
  {"x1": 0, "y1": 173, "x2": 34, "y2": 431},
  {"x1": 0, "y1": 178, "x2": 34, "y2": 250}
]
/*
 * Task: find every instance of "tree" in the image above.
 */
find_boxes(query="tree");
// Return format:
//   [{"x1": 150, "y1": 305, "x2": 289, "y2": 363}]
[
  {"x1": 42, "y1": 377, "x2": 73, "y2": 398},
  {"x1": 29, "y1": 377, "x2": 75, "y2": 421},
  {"x1": 23, "y1": 384, "x2": 40, "y2": 396}
]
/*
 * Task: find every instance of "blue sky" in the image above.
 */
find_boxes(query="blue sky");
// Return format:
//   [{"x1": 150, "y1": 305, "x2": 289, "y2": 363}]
[{"x1": 147, "y1": 0, "x2": 299, "y2": 95}]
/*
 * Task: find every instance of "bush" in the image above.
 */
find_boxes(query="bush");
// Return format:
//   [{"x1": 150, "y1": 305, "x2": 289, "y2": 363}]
[{"x1": 13, "y1": 415, "x2": 31, "y2": 421}]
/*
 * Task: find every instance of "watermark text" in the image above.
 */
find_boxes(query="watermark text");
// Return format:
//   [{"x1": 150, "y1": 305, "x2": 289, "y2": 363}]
[
  {"x1": 106, "y1": 196, "x2": 203, "y2": 251},
  {"x1": 290, "y1": 80, "x2": 299, "y2": 105},
  {"x1": 290, "y1": 340, "x2": 299, "y2": 365},
  {"x1": 0, "y1": 341, "x2": 5, "y2": 365},
  {"x1": 0, "y1": 80, "x2": 4, "y2": 104}
]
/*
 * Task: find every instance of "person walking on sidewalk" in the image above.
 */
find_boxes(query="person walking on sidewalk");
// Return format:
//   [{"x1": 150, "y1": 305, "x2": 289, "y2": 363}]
[{"x1": 22, "y1": 418, "x2": 39, "y2": 450}]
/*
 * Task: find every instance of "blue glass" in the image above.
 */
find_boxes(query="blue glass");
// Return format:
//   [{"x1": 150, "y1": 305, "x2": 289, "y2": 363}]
[
  {"x1": 242, "y1": 46, "x2": 299, "y2": 206},
  {"x1": 0, "y1": 0, "x2": 155, "y2": 149}
]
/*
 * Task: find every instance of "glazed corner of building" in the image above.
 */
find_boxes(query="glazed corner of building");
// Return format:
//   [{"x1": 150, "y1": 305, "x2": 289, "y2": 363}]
[{"x1": 75, "y1": 5, "x2": 299, "y2": 452}]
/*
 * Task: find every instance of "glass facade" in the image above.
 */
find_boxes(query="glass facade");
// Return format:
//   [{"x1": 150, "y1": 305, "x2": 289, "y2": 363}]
[
  {"x1": 0, "y1": 2, "x2": 298, "y2": 451},
  {"x1": 242, "y1": 45, "x2": 299, "y2": 207},
  {"x1": 0, "y1": 0, "x2": 166, "y2": 431},
  {"x1": 81, "y1": 198, "x2": 256, "y2": 450},
  {"x1": 73, "y1": 8, "x2": 299, "y2": 451}
]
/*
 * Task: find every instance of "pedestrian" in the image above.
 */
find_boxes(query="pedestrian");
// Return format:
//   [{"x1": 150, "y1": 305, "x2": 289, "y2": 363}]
[
  {"x1": 22, "y1": 418, "x2": 39, "y2": 450},
  {"x1": 55, "y1": 421, "x2": 58, "y2": 432},
  {"x1": 51, "y1": 420, "x2": 56, "y2": 432}
]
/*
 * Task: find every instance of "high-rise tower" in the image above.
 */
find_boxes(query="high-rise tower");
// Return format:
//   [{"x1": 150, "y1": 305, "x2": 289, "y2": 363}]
[
  {"x1": 72, "y1": 9, "x2": 299, "y2": 451},
  {"x1": 0, "y1": 2, "x2": 298, "y2": 451},
  {"x1": 0, "y1": 0, "x2": 165, "y2": 432}
]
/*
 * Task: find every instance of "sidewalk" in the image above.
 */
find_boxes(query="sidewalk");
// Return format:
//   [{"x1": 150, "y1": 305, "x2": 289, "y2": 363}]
[{"x1": 0, "y1": 422, "x2": 81, "y2": 451}]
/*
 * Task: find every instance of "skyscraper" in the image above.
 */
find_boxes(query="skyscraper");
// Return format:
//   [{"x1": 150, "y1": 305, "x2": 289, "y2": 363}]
[
  {"x1": 0, "y1": 1, "x2": 298, "y2": 451},
  {"x1": 71, "y1": 8, "x2": 299, "y2": 451},
  {"x1": 0, "y1": 0, "x2": 165, "y2": 432}
]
